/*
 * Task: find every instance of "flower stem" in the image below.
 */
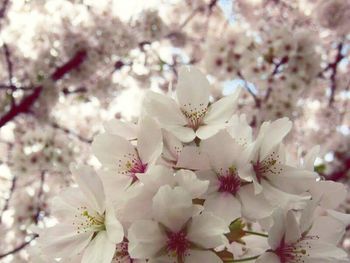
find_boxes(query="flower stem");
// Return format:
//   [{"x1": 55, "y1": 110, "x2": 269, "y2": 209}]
[
  {"x1": 244, "y1": 230, "x2": 268, "y2": 238},
  {"x1": 223, "y1": 255, "x2": 260, "y2": 262}
]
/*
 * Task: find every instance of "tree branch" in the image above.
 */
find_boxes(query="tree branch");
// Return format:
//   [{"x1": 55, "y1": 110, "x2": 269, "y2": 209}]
[
  {"x1": 328, "y1": 43, "x2": 344, "y2": 106},
  {"x1": 0, "y1": 176, "x2": 16, "y2": 224},
  {"x1": 0, "y1": 234, "x2": 38, "y2": 259},
  {"x1": 0, "y1": 49, "x2": 87, "y2": 128}
]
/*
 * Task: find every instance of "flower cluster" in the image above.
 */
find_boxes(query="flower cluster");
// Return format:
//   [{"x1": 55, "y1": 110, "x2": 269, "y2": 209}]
[{"x1": 34, "y1": 67, "x2": 349, "y2": 263}]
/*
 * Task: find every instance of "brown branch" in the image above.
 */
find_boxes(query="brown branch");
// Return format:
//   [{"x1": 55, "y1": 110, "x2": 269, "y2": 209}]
[
  {"x1": 328, "y1": 43, "x2": 344, "y2": 106},
  {"x1": 0, "y1": 49, "x2": 87, "y2": 128},
  {"x1": 3, "y1": 44, "x2": 13, "y2": 86},
  {"x1": 51, "y1": 50, "x2": 87, "y2": 81},
  {"x1": 34, "y1": 171, "x2": 45, "y2": 224},
  {"x1": 0, "y1": 86, "x2": 43, "y2": 127},
  {"x1": 50, "y1": 122, "x2": 92, "y2": 143},
  {"x1": 0, "y1": 0, "x2": 9, "y2": 21},
  {"x1": 0, "y1": 234, "x2": 38, "y2": 259},
  {"x1": 238, "y1": 71, "x2": 261, "y2": 107},
  {"x1": 0, "y1": 176, "x2": 16, "y2": 224},
  {"x1": 264, "y1": 56, "x2": 288, "y2": 102}
]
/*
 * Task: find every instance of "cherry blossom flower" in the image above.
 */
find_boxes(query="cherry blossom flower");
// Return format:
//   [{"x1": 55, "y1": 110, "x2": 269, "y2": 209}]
[
  {"x1": 122, "y1": 165, "x2": 209, "y2": 224},
  {"x1": 257, "y1": 208, "x2": 349, "y2": 263},
  {"x1": 143, "y1": 66, "x2": 241, "y2": 142},
  {"x1": 128, "y1": 185, "x2": 229, "y2": 262},
  {"x1": 92, "y1": 115, "x2": 163, "y2": 189},
  {"x1": 199, "y1": 130, "x2": 253, "y2": 224},
  {"x1": 36, "y1": 165, "x2": 124, "y2": 263}
]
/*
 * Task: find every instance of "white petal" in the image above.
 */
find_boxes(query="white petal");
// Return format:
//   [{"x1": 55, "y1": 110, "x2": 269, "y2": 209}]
[
  {"x1": 187, "y1": 212, "x2": 229, "y2": 249},
  {"x1": 176, "y1": 66, "x2": 210, "y2": 113},
  {"x1": 226, "y1": 114, "x2": 253, "y2": 145},
  {"x1": 196, "y1": 123, "x2": 226, "y2": 140},
  {"x1": 200, "y1": 130, "x2": 242, "y2": 171},
  {"x1": 81, "y1": 231, "x2": 115, "y2": 263},
  {"x1": 51, "y1": 188, "x2": 86, "y2": 220},
  {"x1": 326, "y1": 209, "x2": 350, "y2": 226},
  {"x1": 137, "y1": 165, "x2": 175, "y2": 191},
  {"x1": 308, "y1": 215, "x2": 345, "y2": 244},
  {"x1": 137, "y1": 115, "x2": 163, "y2": 164},
  {"x1": 175, "y1": 169, "x2": 209, "y2": 198},
  {"x1": 196, "y1": 170, "x2": 221, "y2": 194},
  {"x1": 128, "y1": 220, "x2": 166, "y2": 259},
  {"x1": 237, "y1": 184, "x2": 273, "y2": 221},
  {"x1": 92, "y1": 133, "x2": 136, "y2": 169},
  {"x1": 301, "y1": 240, "x2": 348, "y2": 262},
  {"x1": 122, "y1": 188, "x2": 154, "y2": 223},
  {"x1": 143, "y1": 91, "x2": 187, "y2": 126},
  {"x1": 176, "y1": 145, "x2": 211, "y2": 170},
  {"x1": 268, "y1": 209, "x2": 285, "y2": 250},
  {"x1": 104, "y1": 119, "x2": 138, "y2": 140},
  {"x1": 70, "y1": 165, "x2": 105, "y2": 214},
  {"x1": 39, "y1": 225, "x2": 92, "y2": 259},
  {"x1": 203, "y1": 88, "x2": 241, "y2": 125},
  {"x1": 308, "y1": 181, "x2": 347, "y2": 209},
  {"x1": 303, "y1": 145, "x2": 320, "y2": 170},
  {"x1": 105, "y1": 203, "x2": 124, "y2": 243},
  {"x1": 166, "y1": 125, "x2": 196, "y2": 143},
  {"x1": 261, "y1": 181, "x2": 309, "y2": 211},
  {"x1": 185, "y1": 250, "x2": 222, "y2": 263},
  {"x1": 268, "y1": 165, "x2": 317, "y2": 194},
  {"x1": 152, "y1": 185, "x2": 193, "y2": 232},
  {"x1": 98, "y1": 169, "x2": 133, "y2": 205},
  {"x1": 284, "y1": 210, "x2": 301, "y2": 244},
  {"x1": 256, "y1": 252, "x2": 280, "y2": 263},
  {"x1": 161, "y1": 129, "x2": 183, "y2": 163},
  {"x1": 299, "y1": 199, "x2": 318, "y2": 233},
  {"x1": 257, "y1": 118, "x2": 292, "y2": 160},
  {"x1": 204, "y1": 193, "x2": 241, "y2": 225}
]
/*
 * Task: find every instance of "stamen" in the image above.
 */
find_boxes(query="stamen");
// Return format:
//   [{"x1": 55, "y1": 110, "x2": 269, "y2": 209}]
[
  {"x1": 252, "y1": 152, "x2": 283, "y2": 182},
  {"x1": 73, "y1": 206, "x2": 105, "y2": 234},
  {"x1": 181, "y1": 103, "x2": 207, "y2": 130},
  {"x1": 218, "y1": 166, "x2": 241, "y2": 195},
  {"x1": 117, "y1": 150, "x2": 148, "y2": 181},
  {"x1": 275, "y1": 235, "x2": 320, "y2": 263}
]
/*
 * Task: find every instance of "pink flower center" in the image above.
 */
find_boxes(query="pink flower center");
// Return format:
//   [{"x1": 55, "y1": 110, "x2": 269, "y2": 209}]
[
  {"x1": 118, "y1": 151, "x2": 148, "y2": 182},
  {"x1": 166, "y1": 230, "x2": 190, "y2": 257},
  {"x1": 218, "y1": 167, "x2": 241, "y2": 195},
  {"x1": 274, "y1": 235, "x2": 319, "y2": 263},
  {"x1": 252, "y1": 153, "x2": 281, "y2": 183}
]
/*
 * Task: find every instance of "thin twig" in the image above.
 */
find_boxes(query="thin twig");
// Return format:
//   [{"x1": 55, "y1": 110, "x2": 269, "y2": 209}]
[
  {"x1": 0, "y1": 234, "x2": 38, "y2": 259},
  {"x1": 0, "y1": 176, "x2": 16, "y2": 223},
  {"x1": 50, "y1": 122, "x2": 92, "y2": 143},
  {"x1": 328, "y1": 42, "x2": 344, "y2": 106}
]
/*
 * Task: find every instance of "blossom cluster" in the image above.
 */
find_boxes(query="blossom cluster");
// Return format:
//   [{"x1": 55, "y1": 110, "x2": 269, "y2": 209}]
[{"x1": 34, "y1": 67, "x2": 349, "y2": 263}]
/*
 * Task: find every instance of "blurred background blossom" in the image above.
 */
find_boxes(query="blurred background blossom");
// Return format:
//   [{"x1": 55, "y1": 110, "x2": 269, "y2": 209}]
[{"x1": 0, "y1": 0, "x2": 349, "y2": 261}]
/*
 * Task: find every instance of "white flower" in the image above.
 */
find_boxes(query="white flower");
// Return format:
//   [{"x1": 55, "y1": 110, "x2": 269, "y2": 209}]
[
  {"x1": 160, "y1": 129, "x2": 211, "y2": 170},
  {"x1": 246, "y1": 118, "x2": 315, "y2": 206},
  {"x1": 128, "y1": 185, "x2": 229, "y2": 262},
  {"x1": 199, "y1": 130, "x2": 253, "y2": 225},
  {"x1": 143, "y1": 66, "x2": 241, "y2": 142},
  {"x1": 37, "y1": 165, "x2": 124, "y2": 263},
  {"x1": 92, "y1": 115, "x2": 163, "y2": 187},
  {"x1": 257, "y1": 208, "x2": 348, "y2": 263},
  {"x1": 122, "y1": 165, "x2": 209, "y2": 223}
]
